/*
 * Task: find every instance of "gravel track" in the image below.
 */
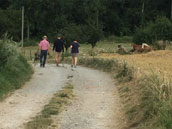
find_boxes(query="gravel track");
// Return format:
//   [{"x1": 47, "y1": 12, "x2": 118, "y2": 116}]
[
  {"x1": 0, "y1": 64, "x2": 69, "y2": 129},
  {"x1": 0, "y1": 64, "x2": 126, "y2": 129},
  {"x1": 55, "y1": 66, "x2": 126, "y2": 129}
]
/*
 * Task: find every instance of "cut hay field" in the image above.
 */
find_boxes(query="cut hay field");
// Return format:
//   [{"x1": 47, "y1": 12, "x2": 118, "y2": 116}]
[{"x1": 98, "y1": 50, "x2": 172, "y2": 79}]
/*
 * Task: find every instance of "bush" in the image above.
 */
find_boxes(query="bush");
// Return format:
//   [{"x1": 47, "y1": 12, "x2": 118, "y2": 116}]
[
  {"x1": 0, "y1": 40, "x2": 17, "y2": 66},
  {"x1": 151, "y1": 17, "x2": 172, "y2": 41},
  {"x1": 86, "y1": 24, "x2": 103, "y2": 48},
  {"x1": 59, "y1": 24, "x2": 103, "y2": 49},
  {"x1": 59, "y1": 24, "x2": 89, "y2": 49},
  {"x1": 132, "y1": 28, "x2": 152, "y2": 44},
  {"x1": 0, "y1": 9, "x2": 21, "y2": 41},
  {"x1": 0, "y1": 37, "x2": 32, "y2": 100},
  {"x1": 133, "y1": 16, "x2": 172, "y2": 44}
]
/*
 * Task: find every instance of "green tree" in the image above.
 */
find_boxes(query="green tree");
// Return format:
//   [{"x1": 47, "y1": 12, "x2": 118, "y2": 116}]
[
  {"x1": 133, "y1": 16, "x2": 172, "y2": 44},
  {"x1": 59, "y1": 24, "x2": 86, "y2": 50},
  {"x1": 0, "y1": 9, "x2": 21, "y2": 41},
  {"x1": 0, "y1": 0, "x2": 10, "y2": 9},
  {"x1": 87, "y1": 25, "x2": 103, "y2": 48},
  {"x1": 1, "y1": 0, "x2": 172, "y2": 41}
]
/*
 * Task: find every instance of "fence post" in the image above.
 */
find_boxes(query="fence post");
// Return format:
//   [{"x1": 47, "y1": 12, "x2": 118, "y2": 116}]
[
  {"x1": 24, "y1": 49, "x2": 25, "y2": 56},
  {"x1": 30, "y1": 49, "x2": 32, "y2": 60}
]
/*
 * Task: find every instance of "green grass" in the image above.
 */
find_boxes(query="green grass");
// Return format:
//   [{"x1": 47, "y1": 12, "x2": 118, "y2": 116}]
[
  {"x1": 78, "y1": 57, "x2": 133, "y2": 81},
  {"x1": 25, "y1": 82, "x2": 74, "y2": 129},
  {"x1": 79, "y1": 41, "x2": 132, "y2": 56},
  {"x1": 0, "y1": 38, "x2": 33, "y2": 100},
  {"x1": 140, "y1": 74, "x2": 172, "y2": 129},
  {"x1": 0, "y1": 55, "x2": 33, "y2": 100}
]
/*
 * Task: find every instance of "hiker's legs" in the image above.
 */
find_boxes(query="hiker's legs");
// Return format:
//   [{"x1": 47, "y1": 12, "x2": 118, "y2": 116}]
[
  {"x1": 40, "y1": 50, "x2": 44, "y2": 66},
  {"x1": 56, "y1": 52, "x2": 61, "y2": 66},
  {"x1": 71, "y1": 53, "x2": 78, "y2": 67},
  {"x1": 74, "y1": 57, "x2": 77, "y2": 66},
  {"x1": 71, "y1": 53, "x2": 74, "y2": 67},
  {"x1": 43, "y1": 50, "x2": 47, "y2": 67},
  {"x1": 71, "y1": 57, "x2": 75, "y2": 66}
]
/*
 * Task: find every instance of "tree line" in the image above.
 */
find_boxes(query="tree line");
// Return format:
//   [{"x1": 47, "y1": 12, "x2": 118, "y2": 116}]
[{"x1": 0, "y1": 0, "x2": 172, "y2": 45}]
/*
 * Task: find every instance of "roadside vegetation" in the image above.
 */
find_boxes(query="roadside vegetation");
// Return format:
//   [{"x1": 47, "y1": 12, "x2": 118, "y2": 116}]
[
  {"x1": 25, "y1": 81, "x2": 74, "y2": 129},
  {"x1": 0, "y1": 35, "x2": 32, "y2": 100},
  {"x1": 76, "y1": 56, "x2": 172, "y2": 129}
]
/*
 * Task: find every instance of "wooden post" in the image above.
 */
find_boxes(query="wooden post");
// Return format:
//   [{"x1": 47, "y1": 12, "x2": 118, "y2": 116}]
[
  {"x1": 30, "y1": 49, "x2": 32, "y2": 60},
  {"x1": 21, "y1": 6, "x2": 24, "y2": 48}
]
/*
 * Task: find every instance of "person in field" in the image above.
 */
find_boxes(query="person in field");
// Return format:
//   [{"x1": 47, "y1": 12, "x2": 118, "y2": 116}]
[
  {"x1": 141, "y1": 43, "x2": 149, "y2": 49},
  {"x1": 70, "y1": 39, "x2": 80, "y2": 68},
  {"x1": 39, "y1": 35, "x2": 50, "y2": 67},
  {"x1": 53, "y1": 35, "x2": 64, "y2": 66},
  {"x1": 117, "y1": 44, "x2": 127, "y2": 54}
]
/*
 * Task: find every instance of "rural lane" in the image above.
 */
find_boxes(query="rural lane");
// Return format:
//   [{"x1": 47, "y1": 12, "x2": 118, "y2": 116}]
[{"x1": 0, "y1": 64, "x2": 126, "y2": 129}]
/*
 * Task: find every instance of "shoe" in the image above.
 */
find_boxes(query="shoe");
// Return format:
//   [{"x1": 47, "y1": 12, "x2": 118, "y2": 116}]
[
  {"x1": 43, "y1": 64, "x2": 45, "y2": 67},
  {"x1": 74, "y1": 65, "x2": 77, "y2": 68},
  {"x1": 40, "y1": 64, "x2": 43, "y2": 67},
  {"x1": 56, "y1": 63, "x2": 59, "y2": 67},
  {"x1": 71, "y1": 65, "x2": 73, "y2": 67}
]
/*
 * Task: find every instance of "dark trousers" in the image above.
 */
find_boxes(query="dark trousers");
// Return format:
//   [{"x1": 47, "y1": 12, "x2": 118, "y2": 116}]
[{"x1": 40, "y1": 50, "x2": 48, "y2": 66}]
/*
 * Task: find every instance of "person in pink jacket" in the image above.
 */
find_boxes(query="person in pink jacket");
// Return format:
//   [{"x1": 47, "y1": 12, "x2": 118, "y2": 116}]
[{"x1": 39, "y1": 35, "x2": 50, "y2": 67}]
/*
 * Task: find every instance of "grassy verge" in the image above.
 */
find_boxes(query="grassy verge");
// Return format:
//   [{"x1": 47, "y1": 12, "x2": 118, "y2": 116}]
[
  {"x1": 0, "y1": 39, "x2": 33, "y2": 100},
  {"x1": 0, "y1": 55, "x2": 33, "y2": 100},
  {"x1": 25, "y1": 82, "x2": 74, "y2": 129},
  {"x1": 77, "y1": 57, "x2": 172, "y2": 129}
]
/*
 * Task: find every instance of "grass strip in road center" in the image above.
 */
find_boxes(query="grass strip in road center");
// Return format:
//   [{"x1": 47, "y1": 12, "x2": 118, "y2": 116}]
[{"x1": 25, "y1": 82, "x2": 74, "y2": 129}]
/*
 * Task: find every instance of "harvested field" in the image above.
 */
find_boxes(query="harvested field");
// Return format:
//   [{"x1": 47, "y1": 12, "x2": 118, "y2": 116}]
[{"x1": 98, "y1": 50, "x2": 172, "y2": 78}]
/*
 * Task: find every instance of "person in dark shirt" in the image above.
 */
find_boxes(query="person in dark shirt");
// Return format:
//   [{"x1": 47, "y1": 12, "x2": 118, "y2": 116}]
[
  {"x1": 70, "y1": 40, "x2": 80, "y2": 68},
  {"x1": 53, "y1": 35, "x2": 64, "y2": 66}
]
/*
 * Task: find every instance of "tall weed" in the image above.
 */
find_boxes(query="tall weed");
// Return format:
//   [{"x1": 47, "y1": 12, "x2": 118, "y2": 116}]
[
  {"x1": 0, "y1": 35, "x2": 32, "y2": 100},
  {"x1": 142, "y1": 73, "x2": 172, "y2": 128}
]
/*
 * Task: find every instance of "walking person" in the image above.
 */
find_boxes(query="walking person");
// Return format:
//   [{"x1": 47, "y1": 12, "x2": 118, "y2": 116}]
[
  {"x1": 70, "y1": 39, "x2": 80, "y2": 68},
  {"x1": 39, "y1": 35, "x2": 50, "y2": 67},
  {"x1": 53, "y1": 35, "x2": 64, "y2": 66}
]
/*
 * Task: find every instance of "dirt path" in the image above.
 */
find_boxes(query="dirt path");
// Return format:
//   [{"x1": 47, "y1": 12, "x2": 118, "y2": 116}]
[
  {"x1": 55, "y1": 67, "x2": 126, "y2": 129},
  {"x1": 0, "y1": 64, "x2": 69, "y2": 129},
  {"x1": 0, "y1": 64, "x2": 126, "y2": 129}
]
